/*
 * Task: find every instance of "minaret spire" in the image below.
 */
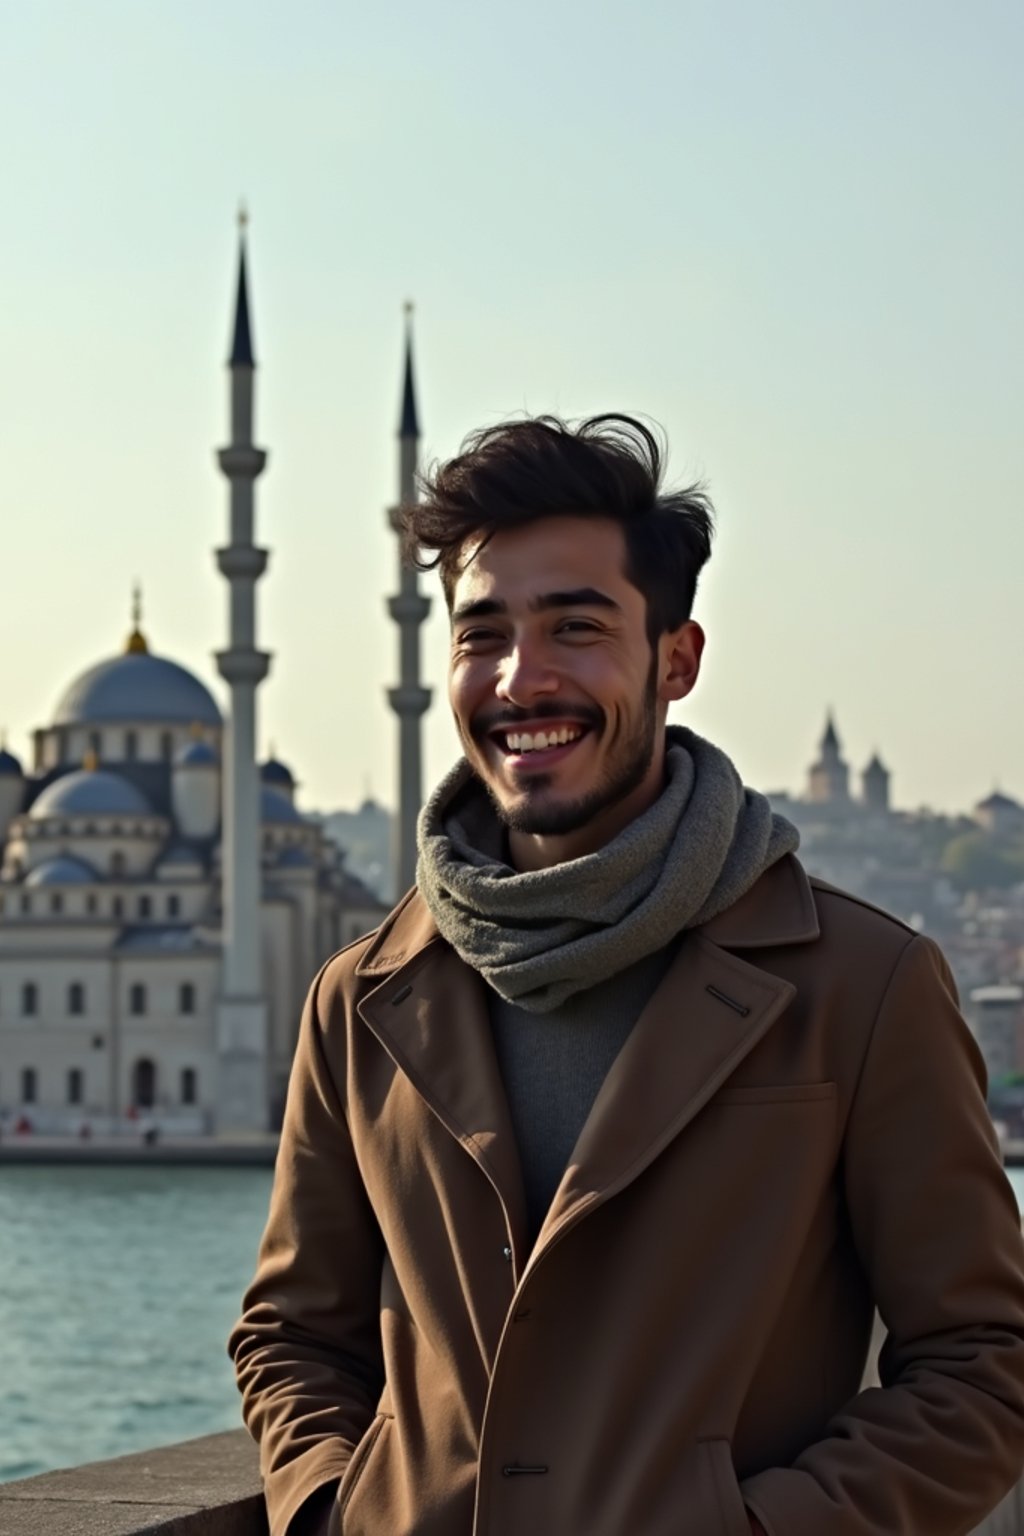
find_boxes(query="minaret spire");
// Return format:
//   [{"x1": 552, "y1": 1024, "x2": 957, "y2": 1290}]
[
  {"x1": 214, "y1": 210, "x2": 272, "y2": 1133},
  {"x1": 387, "y1": 303, "x2": 431, "y2": 896}
]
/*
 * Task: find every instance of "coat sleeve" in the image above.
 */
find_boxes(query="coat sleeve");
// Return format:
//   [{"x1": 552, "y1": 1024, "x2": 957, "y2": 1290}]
[
  {"x1": 741, "y1": 933, "x2": 1024, "y2": 1536},
  {"x1": 228, "y1": 958, "x2": 386, "y2": 1536}
]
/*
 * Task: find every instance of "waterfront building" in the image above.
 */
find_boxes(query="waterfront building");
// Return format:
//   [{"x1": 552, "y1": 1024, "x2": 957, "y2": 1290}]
[{"x1": 0, "y1": 227, "x2": 386, "y2": 1136}]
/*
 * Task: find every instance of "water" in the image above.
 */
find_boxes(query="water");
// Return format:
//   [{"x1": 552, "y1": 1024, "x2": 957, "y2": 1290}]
[
  {"x1": 2, "y1": 1163, "x2": 1023, "y2": 1484},
  {"x1": 0, "y1": 1165, "x2": 272, "y2": 1482}
]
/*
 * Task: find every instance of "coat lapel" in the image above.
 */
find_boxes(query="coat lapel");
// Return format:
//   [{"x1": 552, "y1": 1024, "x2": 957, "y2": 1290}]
[{"x1": 356, "y1": 915, "x2": 528, "y2": 1257}]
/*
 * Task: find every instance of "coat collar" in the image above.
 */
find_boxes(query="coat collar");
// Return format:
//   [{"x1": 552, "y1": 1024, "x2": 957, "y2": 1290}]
[{"x1": 355, "y1": 854, "x2": 819, "y2": 1269}]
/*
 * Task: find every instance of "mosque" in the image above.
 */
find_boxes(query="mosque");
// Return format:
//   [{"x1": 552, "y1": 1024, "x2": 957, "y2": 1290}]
[{"x1": 0, "y1": 224, "x2": 431, "y2": 1136}]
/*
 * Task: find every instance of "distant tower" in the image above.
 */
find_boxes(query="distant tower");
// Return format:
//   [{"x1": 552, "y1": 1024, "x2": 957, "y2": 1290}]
[
  {"x1": 214, "y1": 209, "x2": 272, "y2": 1133},
  {"x1": 862, "y1": 752, "x2": 891, "y2": 814},
  {"x1": 387, "y1": 305, "x2": 431, "y2": 896},
  {"x1": 807, "y1": 711, "x2": 850, "y2": 803}
]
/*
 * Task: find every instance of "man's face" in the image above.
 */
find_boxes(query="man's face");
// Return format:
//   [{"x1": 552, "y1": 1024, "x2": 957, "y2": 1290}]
[{"x1": 447, "y1": 515, "x2": 703, "y2": 868}]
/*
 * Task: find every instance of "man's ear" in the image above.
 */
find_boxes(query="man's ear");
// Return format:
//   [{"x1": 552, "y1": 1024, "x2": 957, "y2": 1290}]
[{"x1": 658, "y1": 621, "x2": 704, "y2": 704}]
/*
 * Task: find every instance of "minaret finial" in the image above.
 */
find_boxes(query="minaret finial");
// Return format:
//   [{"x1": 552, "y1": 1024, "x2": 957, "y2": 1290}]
[
  {"x1": 229, "y1": 210, "x2": 255, "y2": 368},
  {"x1": 398, "y1": 303, "x2": 420, "y2": 440},
  {"x1": 125, "y1": 581, "x2": 148, "y2": 654}
]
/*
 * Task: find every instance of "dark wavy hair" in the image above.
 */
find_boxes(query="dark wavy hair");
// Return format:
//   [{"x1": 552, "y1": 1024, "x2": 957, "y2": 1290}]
[{"x1": 400, "y1": 413, "x2": 715, "y2": 643}]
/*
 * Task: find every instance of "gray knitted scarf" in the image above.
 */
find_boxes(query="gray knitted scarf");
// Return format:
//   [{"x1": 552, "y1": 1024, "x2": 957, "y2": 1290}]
[{"x1": 416, "y1": 725, "x2": 799, "y2": 1013}]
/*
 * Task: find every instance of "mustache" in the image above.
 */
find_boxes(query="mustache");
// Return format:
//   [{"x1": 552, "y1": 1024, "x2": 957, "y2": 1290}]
[{"x1": 471, "y1": 703, "x2": 604, "y2": 740}]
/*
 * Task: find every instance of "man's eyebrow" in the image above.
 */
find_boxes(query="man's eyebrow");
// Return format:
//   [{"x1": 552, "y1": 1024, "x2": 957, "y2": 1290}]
[{"x1": 451, "y1": 587, "x2": 621, "y2": 625}]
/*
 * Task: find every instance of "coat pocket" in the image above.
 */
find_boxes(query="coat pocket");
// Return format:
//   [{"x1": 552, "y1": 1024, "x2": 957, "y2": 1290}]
[{"x1": 336, "y1": 1412, "x2": 391, "y2": 1531}]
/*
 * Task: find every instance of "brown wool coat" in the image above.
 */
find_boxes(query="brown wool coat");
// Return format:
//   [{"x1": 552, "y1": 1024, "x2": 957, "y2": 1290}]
[{"x1": 230, "y1": 855, "x2": 1024, "y2": 1536}]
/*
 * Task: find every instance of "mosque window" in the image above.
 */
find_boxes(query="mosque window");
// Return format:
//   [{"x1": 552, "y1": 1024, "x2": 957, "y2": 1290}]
[
  {"x1": 110, "y1": 852, "x2": 126, "y2": 876},
  {"x1": 21, "y1": 1067, "x2": 37, "y2": 1103},
  {"x1": 112, "y1": 896, "x2": 124, "y2": 918},
  {"x1": 88, "y1": 731, "x2": 101, "y2": 757},
  {"x1": 50, "y1": 893, "x2": 63, "y2": 915},
  {"x1": 68, "y1": 982, "x2": 85, "y2": 1015},
  {"x1": 91, "y1": 1035, "x2": 105, "y2": 1050},
  {"x1": 167, "y1": 894, "x2": 180, "y2": 918},
  {"x1": 161, "y1": 732, "x2": 174, "y2": 761},
  {"x1": 181, "y1": 1067, "x2": 197, "y2": 1105},
  {"x1": 67, "y1": 1068, "x2": 83, "y2": 1105},
  {"x1": 22, "y1": 982, "x2": 37, "y2": 1016},
  {"x1": 138, "y1": 895, "x2": 152, "y2": 919},
  {"x1": 179, "y1": 982, "x2": 195, "y2": 1015},
  {"x1": 56, "y1": 730, "x2": 68, "y2": 761},
  {"x1": 125, "y1": 731, "x2": 138, "y2": 761},
  {"x1": 132, "y1": 1057, "x2": 156, "y2": 1108},
  {"x1": 129, "y1": 983, "x2": 147, "y2": 1016},
  {"x1": 20, "y1": 895, "x2": 31, "y2": 915},
  {"x1": 86, "y1": 894, "x2": 97, "y2": 914}
]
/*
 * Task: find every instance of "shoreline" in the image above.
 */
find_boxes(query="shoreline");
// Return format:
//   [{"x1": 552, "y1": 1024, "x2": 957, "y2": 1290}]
[{"x1": 0, "y1": 1134, "x2": 278, "y2": 1167}]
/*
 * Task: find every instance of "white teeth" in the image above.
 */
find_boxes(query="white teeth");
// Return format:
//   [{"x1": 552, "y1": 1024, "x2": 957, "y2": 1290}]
[{"x1": 504, "y1": 727, "x2": 582, "y2": 754}]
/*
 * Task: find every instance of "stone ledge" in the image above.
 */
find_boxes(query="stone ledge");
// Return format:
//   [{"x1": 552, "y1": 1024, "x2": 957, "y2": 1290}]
[{"x1": 0, "y1": 1429, "x2": 265, "y2": 1536}]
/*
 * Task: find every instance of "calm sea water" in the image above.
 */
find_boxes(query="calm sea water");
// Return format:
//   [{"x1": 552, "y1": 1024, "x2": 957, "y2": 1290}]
[{"x1": 3, "y1": 1163, "x2": 1024, "y2": 1484}]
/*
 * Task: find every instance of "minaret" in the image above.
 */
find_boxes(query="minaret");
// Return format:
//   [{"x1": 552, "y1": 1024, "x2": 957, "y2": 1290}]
[
  {"x1": 214, "y1": 209, "x2": 272, "y2": 1133},
  {"x1": 387, "y1": 305, "x2": 431, "y2": 896}
]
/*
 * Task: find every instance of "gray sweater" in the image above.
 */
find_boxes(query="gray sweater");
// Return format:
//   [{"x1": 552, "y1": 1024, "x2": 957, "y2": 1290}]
[{"x1": 487, "y1": 942, "x2": 678, "y2": 1244}]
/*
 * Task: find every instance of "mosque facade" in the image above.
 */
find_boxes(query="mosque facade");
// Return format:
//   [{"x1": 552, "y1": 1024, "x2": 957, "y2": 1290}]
[{"x1": 0, "y1": 231, "x2": 389, "y2": 1136}]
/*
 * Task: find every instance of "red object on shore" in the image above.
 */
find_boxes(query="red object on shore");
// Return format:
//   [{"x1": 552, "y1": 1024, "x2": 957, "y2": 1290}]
[{"x1": 14, "y1": 1114, "x2": 33, "y2": 1134}]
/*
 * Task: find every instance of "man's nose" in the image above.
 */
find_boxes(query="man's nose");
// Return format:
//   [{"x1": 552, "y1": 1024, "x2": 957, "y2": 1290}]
[{"x1": 495, "y1": 643, "x2": 560, "y2": 705}]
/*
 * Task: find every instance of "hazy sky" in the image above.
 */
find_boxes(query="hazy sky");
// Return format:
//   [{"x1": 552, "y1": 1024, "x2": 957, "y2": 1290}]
[{"x1": 2, "y1": 0, "x2": 1021, "y2": 816}]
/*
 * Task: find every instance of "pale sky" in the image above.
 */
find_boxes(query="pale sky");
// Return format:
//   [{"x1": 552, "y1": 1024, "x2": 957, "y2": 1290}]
[{"x1": 2, "y1": 0, "x2": 1021, "y2": 816}]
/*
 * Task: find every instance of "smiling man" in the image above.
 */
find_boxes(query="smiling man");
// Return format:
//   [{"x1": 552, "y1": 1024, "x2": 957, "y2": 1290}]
[{"x1": 231, "y1": 415, "x2": 1024, "y2": 1536}]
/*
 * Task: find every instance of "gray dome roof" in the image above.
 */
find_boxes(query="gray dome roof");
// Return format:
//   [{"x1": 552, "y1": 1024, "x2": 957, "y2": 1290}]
[
  {"x1": 261, "y1": 757, "x2": 295, "y2": 787},
  {"x1": 261, "y1": 786, "x2": 305, "y2": 825},
  {"x1": 52, "y1": 652, "x2": 221, "y2": 727},
  {"x1": 175, "y1": 739, "x2": 218, "y2": 768},
  {"x1": 25, "y1": 854, "x2": 99, "y2": 886},
  {"x1": 31, "y1": 769, "x2": 153, "y2": 820},
  {"x1": 0, "y1": 747, "x2": 23, "y2": 777}
]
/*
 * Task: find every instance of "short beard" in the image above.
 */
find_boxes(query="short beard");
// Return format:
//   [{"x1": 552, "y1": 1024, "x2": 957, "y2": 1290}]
[{"x1": 484, "y1": 677, "x2": 659, "y2": 838}]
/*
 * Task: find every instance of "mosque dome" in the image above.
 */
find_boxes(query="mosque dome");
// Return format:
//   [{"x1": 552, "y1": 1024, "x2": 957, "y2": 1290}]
[
  {"x1": 52, "y1": 652, "x2": 221, "y2": 728},
  {"x1": 260, "y1": 757, "x2": 295, "y2": 788},
  {"x1": 0, "y1": 747, "x2": 23, "y2": 777},
  {"x1": 175, "y1": 739, "x2": 218, "y2": 768},
  {"x1": 25, "y1": 854, "x2": 99, "y2": 886},
  {"x1": 31, "y1": 769, "x2": 153, "y2": 820},
  {"x1": 261, "y1": 785, "x2": 304, "y2": 825}
]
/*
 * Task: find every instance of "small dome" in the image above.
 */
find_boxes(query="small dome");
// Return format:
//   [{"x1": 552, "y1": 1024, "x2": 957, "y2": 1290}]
[
  {"x1": 261, "y1": 786, "x2": 304, "y2": 825},
  {"x1": 976, "y1": 791, "x2": 1022, "y2": 813},
  {"x1": 31, "y1": 769, "x2": 153, "y2": 820},
  {"x1": 261, "y1": 757, "x2": 295, "y2": 787},
  {"x1": 175, "y1": 740, "x2": 218, "y2": 769},
  {"x1": 25, "y1": 854, "x2": 99, "y2": 886},
  {"x1": 52, "y1": 652, "x2": 221, "y2": 727},
  {"x1": 0, "y1": 747, "x2": 23, "y2": 777}
]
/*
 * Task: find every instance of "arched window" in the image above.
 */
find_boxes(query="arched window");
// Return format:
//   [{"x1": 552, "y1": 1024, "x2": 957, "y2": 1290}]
[
  {"x1": 56, "y1": 729, "x2": 68, "y2": 762},
  {"x1": 20, "y1": 894, "x2": 31, "y2": 915},
  {"x1": 50, "y1": 893, "x2": 63, "y2": 915},
  {"x1": 21, "y1": 1067, "x2": 37, "y2": 1103},
  {"x1": 112, "y1": 895, "x2": 124, "y2": 918},
  {"x1": 110, "y1": 851, "x2": 126, "y2": 877},
  {"x1": 181, "y1": 1067, "x2": 197, "y2": 1105},
  {"x1": 124, "y1": 730, "x2": 138, "y2": 761},
  {"x1": 161, "y1": 731, "x2": 174, "y2": 762},
  {"x1": 68, "y1": 982, "x2": 85, "y2": 1015},
  {"x1": 86, "y1": 893, "x2": 97, "y2": 914},
  {"x1": 129, "y1": 983, "x2": 147, "y2": 1016},
  {"x1": 179, "y1": 982, "x2": 195, "y2": 1016},
  {"x1": 21, "y1": 982, "x2": 37, "y2": 1016},
  {"x1": 167, "y1": 894, "x2": 180, "y2": 919},
  {"x1": 138, "y1": 894, "x2": 152, "y2": 919},
  {"x1": 132, "y1": 1057, "x2": 156, "y2": 1108},
  {"x1": 67, "y1": 1068, "x2": 83, "y2": 1105}
]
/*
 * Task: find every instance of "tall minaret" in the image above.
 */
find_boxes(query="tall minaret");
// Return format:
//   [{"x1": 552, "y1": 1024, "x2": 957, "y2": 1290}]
[
  {"x1": 214, "y1": 209, "x2": 272, "y2": 1133},
  {"x1": 387, "y1": 305, "x2": 432, "y2": 897}
]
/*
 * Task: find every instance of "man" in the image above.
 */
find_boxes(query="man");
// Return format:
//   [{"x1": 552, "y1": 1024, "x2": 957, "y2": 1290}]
[{"x1": 230, "y1": 415, "x2": 1024, "y2": 1535}]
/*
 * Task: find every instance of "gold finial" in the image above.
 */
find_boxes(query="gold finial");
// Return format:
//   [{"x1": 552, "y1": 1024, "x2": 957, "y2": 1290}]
[
  {"x1": 82, "y1": 748, "x2": 99, "y2": 772},
  {"x1": 125, "y1": 581, "x2": 148, "y2": 654},
  {"x1": 238, "y1": 202, "x2": 249, "y2": 233}
]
